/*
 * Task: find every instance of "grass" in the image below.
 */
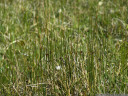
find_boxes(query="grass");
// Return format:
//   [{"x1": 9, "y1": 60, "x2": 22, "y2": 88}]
[{"x1": 0, "y1": 0, "x2": 128, "y2": 95}]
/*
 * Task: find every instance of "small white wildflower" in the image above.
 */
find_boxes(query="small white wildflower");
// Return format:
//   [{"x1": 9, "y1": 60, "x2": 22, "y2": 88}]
[
  {"x1": 63, "y1": 22, "x2": 67, "y2": 25},
  {"x1": 98, "y1": 1, "x2": 103, "y2": 6},
  {"x1": 110, "y1": 9, "x2": 114, "y2": 13},
  {"x1": 118, "y1": 39, "x2": 123, "y2": 42},
  {"x1": 58, "y1": 9, "x2": 62, "y2": 13},
  {"x1": 23, "y1": 53, "x2": 29, "y2": 56},
  {"x1": 115, "y1": 38, "x2": 123, "y2": 42},
  {"x1": 56, "y1": 66, "x2": 61, "y2": 70}
]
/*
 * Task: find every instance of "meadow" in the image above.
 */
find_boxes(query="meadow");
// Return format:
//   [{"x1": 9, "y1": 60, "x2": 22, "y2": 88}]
[{"x1": 0, "y1": 0, "x2": 128, "y2": 95}]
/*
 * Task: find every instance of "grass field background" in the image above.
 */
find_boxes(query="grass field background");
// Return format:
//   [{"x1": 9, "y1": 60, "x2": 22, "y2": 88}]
[{"x1": 0, "y1": 0, "x2": 128, "y2": 95}]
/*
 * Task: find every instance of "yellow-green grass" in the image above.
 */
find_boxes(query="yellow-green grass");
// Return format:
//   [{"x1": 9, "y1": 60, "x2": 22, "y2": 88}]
[{"x1": 0, "y1": 0, "x2": 128, "y2": 95}]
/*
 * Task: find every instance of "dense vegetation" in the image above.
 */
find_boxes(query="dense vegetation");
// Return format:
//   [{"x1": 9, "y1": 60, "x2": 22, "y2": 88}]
[{"x1": 0, "y1": 0, "x2": 128, "y2": 95}]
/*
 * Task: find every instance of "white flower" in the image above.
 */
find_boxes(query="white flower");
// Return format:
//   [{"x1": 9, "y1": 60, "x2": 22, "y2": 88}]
[
  {"x1": 56, "y1": 66, "x2": 61, "y2": 70},
  {"x1": 110, "y1": 9, "x2": 114, "y2": 13},
  {"x1": 98, "y1": 1, "x2": 103, "y2": 6},
  {"x1": 114, "y1": 38, "x2": 123, "y2": 42},
  {"x1": 58, "y1": 9, "x2": 62, "y2": 13}
]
